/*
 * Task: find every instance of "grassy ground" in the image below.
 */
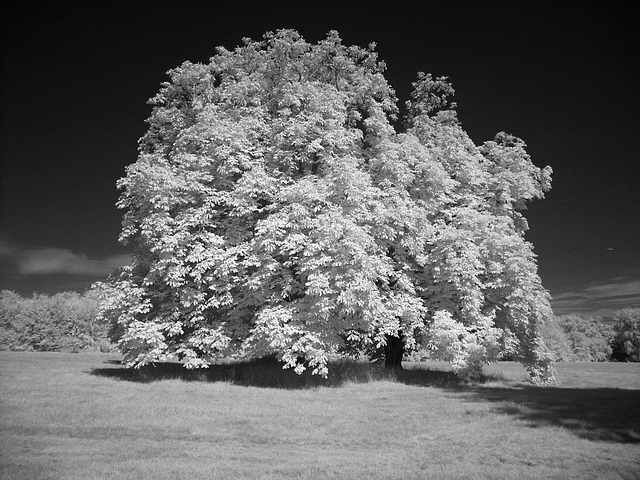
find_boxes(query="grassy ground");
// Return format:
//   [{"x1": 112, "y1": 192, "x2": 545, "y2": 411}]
[{"x1": 1, "y1": 352, "x2": 639, "y2": 480}]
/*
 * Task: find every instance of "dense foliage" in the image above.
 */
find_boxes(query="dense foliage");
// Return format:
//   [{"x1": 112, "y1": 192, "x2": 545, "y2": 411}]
[
  {"x1": 0, "y1": 289, "x2": 112, "y2": 352},
  {"x1": 611, "y1": 308, "x2": 640, "y2": 362},
  {"x1": 541, "y1": 314, "x2": 613, "y2": 362},
  {"x1": 100, "y1": 30, "x2": 557, "y2": 382}
]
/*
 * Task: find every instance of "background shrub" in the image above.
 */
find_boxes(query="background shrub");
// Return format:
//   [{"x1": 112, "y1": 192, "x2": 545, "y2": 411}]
[
  {"x1": 541, "y1": 314, "x2": 613, "y2": 362},
  {"x1": 611, "y1": 308, "x2": 640, "y2": 362},
  {"x1": 0, "y1": 288, "x2": 114, "y2": 352}
]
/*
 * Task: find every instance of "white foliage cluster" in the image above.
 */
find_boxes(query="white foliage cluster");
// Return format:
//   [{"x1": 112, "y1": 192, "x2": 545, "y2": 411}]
[
  {"x1": 100, "y1": 30, "x2": 556, "y2": 383},
  {"x1": 428, "y1": 310, "x2": 502, "y2": 380}
]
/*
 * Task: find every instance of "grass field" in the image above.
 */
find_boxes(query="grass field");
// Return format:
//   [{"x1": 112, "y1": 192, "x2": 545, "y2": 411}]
[{"x1": 1, "y1": 352, "x2": 639, "y2": 479}]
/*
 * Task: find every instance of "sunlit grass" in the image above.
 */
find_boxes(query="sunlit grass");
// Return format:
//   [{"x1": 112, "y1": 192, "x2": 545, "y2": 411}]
[{"x1": 1, "y1": 352, "x2": 639, "y2": 479}]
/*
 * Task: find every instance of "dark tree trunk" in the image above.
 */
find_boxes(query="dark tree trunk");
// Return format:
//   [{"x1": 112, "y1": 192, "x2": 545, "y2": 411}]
[{"x1": 384, "y1": 333, "x2": 405, "y2": 370}]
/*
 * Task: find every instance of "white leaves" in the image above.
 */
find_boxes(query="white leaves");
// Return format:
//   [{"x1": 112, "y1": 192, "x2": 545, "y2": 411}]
[
  {"x1": 103, "y1": 30, "x2": 555, "y2": 383},
  {"x1": 427, "y1": 310, "x2": 502, "y2": 380},
  {"x1": 305, "y1": 272, "x2": 334, "y2": 296},
  {"x1": 118, "y1": 320, "x2": 173, "y2": 368},
  {"x1": 479, "y1": 132, "x2": 553, "y2": 216},
  {"x1": 242, "y1": 306, "x2": 329, "y2": 376}
]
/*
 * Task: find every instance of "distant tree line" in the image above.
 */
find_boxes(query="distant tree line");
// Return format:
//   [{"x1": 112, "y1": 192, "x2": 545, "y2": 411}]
[
  {"x1": 539, "y1": 308, "x2": 640, "y2": 362},
  {"x1": 0, "y1": 289, "x2": 114, "y2": 352},
  {"x1": 0, "y1": 287, "x2": 638, "y2": 363}
]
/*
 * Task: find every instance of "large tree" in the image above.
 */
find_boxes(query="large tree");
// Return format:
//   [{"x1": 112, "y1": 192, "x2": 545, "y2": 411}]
[{"x1": 99, "y1": 30, "x2": 555, "y2": 382}]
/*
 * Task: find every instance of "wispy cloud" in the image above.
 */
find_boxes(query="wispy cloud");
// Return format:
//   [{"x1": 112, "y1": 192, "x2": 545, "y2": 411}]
[
  {"x1": 551, "y1": 277, "x2": 640, "y2": 318},
  {"x1": 0, "y1": 241, "x2": 131, "y2": 277}
]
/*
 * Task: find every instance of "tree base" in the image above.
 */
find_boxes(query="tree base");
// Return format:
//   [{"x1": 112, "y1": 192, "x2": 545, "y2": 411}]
[{"x1": 384, "y1": 334, "x2": 405, "y2": 370}]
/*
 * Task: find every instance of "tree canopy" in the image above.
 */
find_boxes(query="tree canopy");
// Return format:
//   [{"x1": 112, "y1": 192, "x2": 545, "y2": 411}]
[
  {"x1": 99, "y1": 30, "x2": 555, "y2": 383},
  {"x1": 611, "y1": 308, "x2": 640, "y2": 362}
]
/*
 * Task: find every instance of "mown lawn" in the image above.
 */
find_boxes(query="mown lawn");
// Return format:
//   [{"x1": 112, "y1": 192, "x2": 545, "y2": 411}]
[{"x1": 1, "y1": 352, "x2": 639, "y2": 479}]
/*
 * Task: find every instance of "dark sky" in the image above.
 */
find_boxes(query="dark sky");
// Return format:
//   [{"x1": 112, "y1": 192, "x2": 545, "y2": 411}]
[{"x1": 1, "y1": 2, "x2": 638, "y2": 318}]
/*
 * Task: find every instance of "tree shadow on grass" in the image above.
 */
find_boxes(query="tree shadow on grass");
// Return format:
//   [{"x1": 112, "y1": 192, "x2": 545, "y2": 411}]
[
  {"x1": 90, "y1": 356, "x2": 466, "y2": 389},
  {"x1": 453, "y1": 385, "x2": 640, "y2": 444},
  {"x1": 90, "y1": 358, "x2": 640, "y2": 444}
]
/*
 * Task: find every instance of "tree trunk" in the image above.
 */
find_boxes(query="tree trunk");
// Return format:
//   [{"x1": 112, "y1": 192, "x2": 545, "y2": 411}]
[{"x1": 384, "y1": 333, "x2": 405, "y2": 370}]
